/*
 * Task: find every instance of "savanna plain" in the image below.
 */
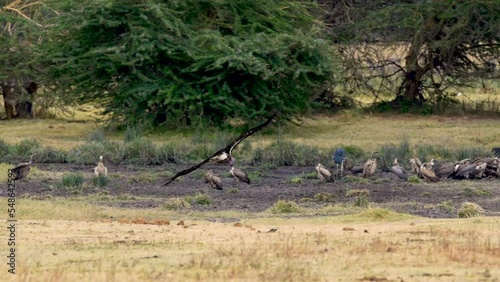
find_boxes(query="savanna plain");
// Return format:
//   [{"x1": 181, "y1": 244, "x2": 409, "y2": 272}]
[{"x1": 1, "y1": 101, "x2": 500, "y2": 281}]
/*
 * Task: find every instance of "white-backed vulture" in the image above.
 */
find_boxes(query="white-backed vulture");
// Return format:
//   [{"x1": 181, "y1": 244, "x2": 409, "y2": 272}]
[
  {"x1": 94, "y1": 156, "x2": 108, "y2": 177},
  {"x1": 204, "y1": 170, "x2": 223, "y2": 190},
  {"x1": 316, "y1": 163, "x2": 334, "y2": 183},
  {"x1": 420, "y1": 163, "x2": 440, "y2": 182},
  {"x1": 363, "y1": 152, "x2": 378, "y2": 178},
  {"x1": 389, "y1": 158, "x2": 408, "y2": 181}
]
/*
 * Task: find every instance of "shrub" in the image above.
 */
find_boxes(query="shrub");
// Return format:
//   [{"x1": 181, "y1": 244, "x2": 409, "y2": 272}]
[
  {"x1": 458, "y1": 202, "x2": 485, "y2": 218},
  {"x1": 33, "y1": 146, "x2": 68, "y2": 163},
  {"x1": 163, "y1": 197, "x2": 191, "y2": 210},
  {"x1": 15, "y1": 139, "x2": 42, "y2": 157},
  {"x1": 270, "y1": 200, "x2": 301, "y2": 213},
  {"x1": 61, "y1": 173, "x2": 85, "y2": 187}
]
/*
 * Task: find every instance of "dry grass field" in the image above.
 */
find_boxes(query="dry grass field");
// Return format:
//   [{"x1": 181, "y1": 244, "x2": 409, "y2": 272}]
[{"x1": 1, "y1": 99, "x2": 500, "y2": 281}]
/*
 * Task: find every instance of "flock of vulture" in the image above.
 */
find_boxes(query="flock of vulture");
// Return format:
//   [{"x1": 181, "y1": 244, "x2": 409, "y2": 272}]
[
  {"x1": 8, "y1": 113, "x2": 500, "y2": 189},
  {"x1": 315, "y1": 148, "x2": 500, "y2": 184}
]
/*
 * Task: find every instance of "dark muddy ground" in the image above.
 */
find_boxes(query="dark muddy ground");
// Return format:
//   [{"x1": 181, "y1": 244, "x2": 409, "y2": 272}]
[{"x1": 9, "y1": 163, "x2": 500, "y2": 218}]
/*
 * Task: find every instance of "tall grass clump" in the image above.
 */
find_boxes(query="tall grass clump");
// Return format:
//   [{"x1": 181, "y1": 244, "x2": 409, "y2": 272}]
[
  {"x1": 92, "y1": 175, "x2": 110, "y2": 187},
  {"x1": 33, "y1": 146, "x2": 68, "y2": 163},
  {"x1": 378, "y1": 139, "x2": 411, "y2": 168},
  {"x1": 69, "y1": 141, "x2": 124, "y2": 165},
  {"x1": 61, "y1": 172, "x2": 85, "y2": 187},
  {"x1": 0, "y1": 139, "x2": 13, "y2": 160},
  {"x1": 123, "y1": 138, "x2": 160, "y2": 165},
  {"x1": 253, "y1": 138, "x2": 329, "y2": 166},
  {"x1": 124, "y1": 125, "x2": 144, "y2": 143},
  {"x1": 414, "y1": 144, "x2": 453, "y2": 161},
  {"x1": 14, "y1": 139, "x2": 42, "y2": 158},
  {"x1": 158, "y1": 143, "x2": 181, "y2": 164}
]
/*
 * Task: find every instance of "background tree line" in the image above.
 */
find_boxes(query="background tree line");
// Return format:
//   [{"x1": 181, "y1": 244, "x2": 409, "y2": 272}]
[{"x1": 1, "y1": 0, "x2": 498, "y2": 127}]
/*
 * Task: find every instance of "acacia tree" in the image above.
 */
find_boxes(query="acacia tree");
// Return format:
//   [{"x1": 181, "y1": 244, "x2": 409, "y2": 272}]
[
  {"x1": 45, "y1": 0, "x2": 337, "y2": 127},
  {"x1": 321, "y1": 0, "x2": 499, "y2": 106}
]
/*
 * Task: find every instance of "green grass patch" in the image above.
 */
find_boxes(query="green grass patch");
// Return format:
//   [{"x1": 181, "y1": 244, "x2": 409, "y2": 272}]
[
  {"x1": 269, "y1": 200, "x2": 301, "y2": 213},
  {"x1": 61, "y1": 173, "x2": 85, "y2": 187}
]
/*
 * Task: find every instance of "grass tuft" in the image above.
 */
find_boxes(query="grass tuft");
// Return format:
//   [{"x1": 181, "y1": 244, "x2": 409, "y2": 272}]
[
  {"x1": 270, "y1": 200, "x2": 301, "y2": 213},
  {"x1": 92, "y1": 175, "x2": 110, "y2": 187},
  {"x1": 458, "y1": 202, "x2": 485, "y2": 218},
  {"x1": 163, "y1": 197, "x2": 191, "y2": 210},
  {"x1": 61, "y1": 172, "x2": 85, "y2": 187},
  {"x1": 252, "y1": 138, "x2": 329, "y2": 166}
]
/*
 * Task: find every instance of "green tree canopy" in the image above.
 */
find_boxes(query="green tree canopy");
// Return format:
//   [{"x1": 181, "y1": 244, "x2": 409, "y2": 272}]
[{"x1": 46, "y1": 0, "x2": 337, "y2": 127}]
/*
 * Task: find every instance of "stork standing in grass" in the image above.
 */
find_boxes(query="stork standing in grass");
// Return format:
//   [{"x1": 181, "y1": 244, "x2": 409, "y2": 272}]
[
  {"x1": 333, "y1": 148, "x2": 346, "y2": 179},
  {"x1": 316, "y1": 163, "x2": 334, "y2": 183},
  {"x1": 94, "y1": 156, "x2": 108, "y2": 177},
  {"x1": 11, "y1": 154, "x2": 35, "y2": 180},
  {"x1": 229, "y1": 157, "x2": 250, "y2": 186}
]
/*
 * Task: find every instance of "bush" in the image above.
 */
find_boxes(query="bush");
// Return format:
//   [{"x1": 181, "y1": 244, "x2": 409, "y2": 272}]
[
  {"x1": 14, "y1": 139, "x2": 42, "y2": 158},
  {"x1": 458, "y1": 202, "x2": 485, "y2": 218},
  {"x1": 69, "y1": 141, "x2": 124, "y2": 165},
  {"x1": 33, "y1": 146, "x2": 68, "y2": 163},
  {"x1": 61, "y1": 173, "x2": 85, "y2": 187},
  {"x1": 270, "y1": 200, "x2": 301, "y2": 213},
  {"x1": 88, "y1": 129, "x2": 105, "y2": 142}
]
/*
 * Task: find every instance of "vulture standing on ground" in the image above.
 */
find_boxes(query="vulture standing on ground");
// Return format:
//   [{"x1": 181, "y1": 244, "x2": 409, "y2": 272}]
[
  {"x1": 204, "y1": 170, "x2": 223, "y2": 190},
  {"x1": 389, "y1": 158, "x2": 408, "y2": 181},
  {"x1": 229, "y1": 158, "x2": 250, "y2": 185},
  {"x1": 161, "y1": 113, "x2": 276, "y2": 187},
  {"x1": 430, "y1": 159, "x2": 455, "y2": 179},
  {"x1": 316, "y1": 163, "x2": 334, "y2": 183},
  {"x1": 11, "y1": 154, "x2": 35, "y2": 180},
  {"x1": 94, "y1": 156, "x2": 108, "y2": 177},
  {"x1": 363, "y1": 152, "x2": 378, "y2": 178},
  {"x1": 409, "y1": 158, "x2": 422, "y2": 176},
  {"x1": 420, "y1": 162, "x2": 440, "y2": 182}
]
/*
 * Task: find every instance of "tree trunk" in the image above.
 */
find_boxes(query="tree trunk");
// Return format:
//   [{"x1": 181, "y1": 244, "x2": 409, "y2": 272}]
[{"x1": 1, "y1": 84, "x2": 16, "y2": 119}]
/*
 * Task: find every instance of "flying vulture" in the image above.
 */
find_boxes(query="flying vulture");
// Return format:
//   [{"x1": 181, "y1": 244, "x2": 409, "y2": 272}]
[{"x1": 161, "y1": 113, "x2": 276, "y2": 187}]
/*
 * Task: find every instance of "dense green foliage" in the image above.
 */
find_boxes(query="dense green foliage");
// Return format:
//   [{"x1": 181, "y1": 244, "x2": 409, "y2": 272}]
[{"x1": 46, "y1": 0, "x2": 336, "y2": 126}]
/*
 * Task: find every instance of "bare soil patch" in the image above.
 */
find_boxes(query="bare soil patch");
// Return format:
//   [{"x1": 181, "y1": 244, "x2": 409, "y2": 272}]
[{"x1": 11, "y1": 163, "x2": 500, "y2": 218}]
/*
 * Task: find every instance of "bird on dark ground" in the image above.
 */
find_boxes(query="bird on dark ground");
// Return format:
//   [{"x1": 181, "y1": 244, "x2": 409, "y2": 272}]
[
  {"x1": 161, "y1": 113, "x2": 276, "y2": 187},
  {"x1": 316, "y1": 163, "x2": 334, "y2": 183},
  {"x1": 333, "y1": 148, "x2": 346, "y2": 179},
  {"x1": 420, "y1": 162, "x2": 440, "y2": 182},
  {"x1": 409, "y1": 158, "x2": 422, "y2": 176},
  {"x1": 204, "y1": 170, "x2": 223, "y2": 190},
  {"x1": 11, "y1": 154, "x2": 35, "y2": 180},
  {"x1": 430, "y1": 159, "x2": 455, "y2": 179},
  {"x1": 389, "y1": 158, "x2": 408, "y2": 181},
  {"x1": 229, "y1": 158, "x2": 250, "y2": 186},
  {"x1": 363, "y1": 152, "x2": 379, "y2": 178},
  {"x1": 94, "y1": 155, "x2": 108, "y2": 177}
]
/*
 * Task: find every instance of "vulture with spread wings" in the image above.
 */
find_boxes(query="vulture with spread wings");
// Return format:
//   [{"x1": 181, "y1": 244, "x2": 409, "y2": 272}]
[{"x1": 161, "y1": 114, "x2": 277, "y2": 187}]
